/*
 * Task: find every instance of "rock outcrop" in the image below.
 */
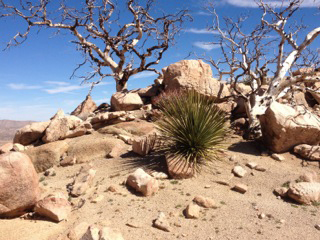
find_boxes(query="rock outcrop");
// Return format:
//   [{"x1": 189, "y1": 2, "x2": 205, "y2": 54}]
[
  {"x1": 111, "y1": 92, "x2": 143, "y2": 111},
  {"x1": 71, "y1": 95, "x2": 97, "y2": 120},
  {"x1": 0, "y1": 152, "x2": 40, "y2": 217},
  {"x1": 42, "y1": 110, "x2": 90, "y2": 143},
  {"x1": 259, "y1": 102, "x2": 320, "y2": 153},
  {"x1": 25, "y1": 140, "x2": 69, "y2": 172},
  {"x1": 163, "y1": 60, "x2": 230, "y2": 101},
  {"x1": 14, "y1": 121, "x2": 50, "y2": 145}
]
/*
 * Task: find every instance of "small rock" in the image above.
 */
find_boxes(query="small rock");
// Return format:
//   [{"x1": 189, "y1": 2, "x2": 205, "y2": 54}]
[
  {"x1": 315, "y1": 224, "x2": 320, "y2": 231},
  {"x1": 254, "y1": 165, "x2": 266, "y2": 172},
  {"x1": 151, "y1": 172, "x2": 168, "y2": 179},
  {"x1": 142, "y1": 104, "x2": 152, "y2": 111},
  {"x1": 279, "y1": 219, "x2": 285, "y2": 224},
  {"x1": 71, "y1": 164, "x2": 96, "y2": 197},
  {"x1": 273, "y1": 187, "x2": 288, "y2": 197},
  {"x1": 12, "y1": 143, "x2": 25, "y2": 152},
  {"x1": 193, "y1": 195, "x2": 216, "y2": 208},
  {"x1": 299, "y1": 171, "x2": 319, "y2": 183},
  {"x1": 107, "y1": 185, "x2": 117, "y2": 192},
  {"x1": 126, "y1": 168, "x2": 159, "y2": 196},
  {"x1": 67, "y1": 222, "x2": 90, "y2": 240},
  {"x1": 258, "y1": 213, "x2": 266, "y2": 219},
  {"x1": 229, "y1": 155, "x2": 236, "y2": 161},
  {"x1": 246, "y1": 162, "x2": 258, "y2": 169},
  {"x1": 215, "y1": 180, "x2": 230, "y2": 186},
  {"x1": 118, "y1": 134, "x2": 133, "y2": 145},
  {"x1": 91, "y1": 195, "x2": 104, "y2": 203},
  {"x1": 60, "y1": 156, "x2": 76, "y2": 167},
  {"x1": 204, "y1": 185, "x2": 211, "y2": 189},
  {"x1": 184, "y1": 203, "x2": 200, "y2": 219},
  {"x1": 232, "y1": 166, "x2": 247, "y2": 178},
  {"x1": 44, "y1": 168, "x2": 56, "y2": 177},
  {"x1": 126, "y1": 222, "x2": 141, "y2": 228},
  {"x1": 271, "y1": 153, "x2": 285, "y2": 162},
  {"x1": 34, "y1": 192, "x2": 71, "y2": 222},
  {"x1": 153, "y1": 212, "x2": 170, "y2": 232},
  {"x1": 232, "y1": 184, "x2": 248, "y2": 194}
]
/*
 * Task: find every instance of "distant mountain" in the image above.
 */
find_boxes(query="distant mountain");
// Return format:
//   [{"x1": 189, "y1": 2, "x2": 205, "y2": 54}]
[{"x1": 0, "y1": 120, "x2": 35, "y2": 145}]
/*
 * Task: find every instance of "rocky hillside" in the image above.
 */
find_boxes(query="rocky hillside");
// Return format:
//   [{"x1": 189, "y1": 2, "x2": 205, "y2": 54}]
[{"x1": 0, "y1": 120, "x2": 34, "y2": 144}]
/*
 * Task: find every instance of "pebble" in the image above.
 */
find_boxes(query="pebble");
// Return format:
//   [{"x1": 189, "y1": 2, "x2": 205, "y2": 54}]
[
  {"x1": 232, "y1": 166, "x2": 247, "y2": 178},
  {"x1": 153, "y1": 212, "x2": 170, "y2": 232},
  {"x1": 184, "y1": 203, "x2": 200, "y2": 219},
  {"x1": 204, "y1": 185, "x2": 211, "y2": 189},
  {"x1": 315, "y1": 224, "x2": 320, "y2": 230},
  {"x1": 246, "y1": 162, "x2": 258, "y2": 169},
  {"x1": 254, "y1": 165, "x2": 266, "y2": 172},
  {"x1": 271, "y1": 153, "x2": 285, "y2": 162},
  {"x1": 229, "y1": 155, "x2": 237, "y2": 162},
  {"x1": 232, "y1": 184, "x2": 248, "y2": 194},
  {"x1": 91, "y1": 195, "x2": 104, "y2": 203},
  {"x1": 258, "y1": 213, "x2": 266, "y2": 219}
]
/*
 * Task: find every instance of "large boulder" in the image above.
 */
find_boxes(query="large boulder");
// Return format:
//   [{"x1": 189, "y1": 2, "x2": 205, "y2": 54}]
[
  {"x1": 163, "y1": 60, "x2": 230, "y2": 101},
  {"x1": 0, "y1": 152, "x2": 40, "y2": 217},
  {"x1": 24, "y1": 141, "x2": 69, "y2": 172},
  {"x1": 98, "y1": 121, "x2": 155, "y2": 137},
  {"x1": 42, "y1": 110, "x2": 90, "y2": 143},
  {"x1": 13, "y1": 121, "x2": 50, "y2": 146},
  {"x1": 66, "y1": 132, "x2": 128, "y2": 164},
  {"x1": 71, "y1": 95, "x2": 97, "y2": 120},
  {"x1": 111, "y1": 92, "x2": 143, "y2": 111},
  {"x1": 259, "y1": 101, "x2": 320, "y2": 153}
]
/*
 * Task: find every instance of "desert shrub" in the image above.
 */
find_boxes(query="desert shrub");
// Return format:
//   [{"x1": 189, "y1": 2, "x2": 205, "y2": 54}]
[{"x1": 155, "y1": 89, "x2": 228, "y2": 174}]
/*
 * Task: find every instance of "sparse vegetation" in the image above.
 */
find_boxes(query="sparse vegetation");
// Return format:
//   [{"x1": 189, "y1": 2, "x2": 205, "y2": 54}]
[{"x1": 155, "y1": 90, "x2": 228, "y2": 174}]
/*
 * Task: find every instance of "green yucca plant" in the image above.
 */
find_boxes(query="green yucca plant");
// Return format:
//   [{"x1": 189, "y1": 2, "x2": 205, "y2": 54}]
[{"x1": 155, "y1": 89, "x2": 228, "y2": 175}]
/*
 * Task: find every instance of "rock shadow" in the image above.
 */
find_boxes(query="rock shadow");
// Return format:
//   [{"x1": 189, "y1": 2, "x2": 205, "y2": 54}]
[{"x1": 228, "y1": 140, "x2": 265, "y2": 156}]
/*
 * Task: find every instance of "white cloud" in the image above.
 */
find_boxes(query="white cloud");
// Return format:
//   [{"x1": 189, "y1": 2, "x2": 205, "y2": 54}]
[
  {"x1": 194, "y1": 11, "x2": 211, "y2": 16},
  {"x1": 193, "y1": 41, "x2": 220, "y2": 51},
  {"x1": 132, "y1": 71, "x2": 158, "y2": 79},
  {"x1": 44, "y1": 85, "x2": 88, "y2": 94},
  {"x1": 7, "y1": 83, "x2": 42, "y2": 90},
  {"x1": 185, "y1": 28, "x2": 220, "y2": 35},
  {"x1": 224, "y1": 0, "x2": 319, "y2": 8},
  {"x1": 45, "y1": 81, "x2": 70, "y2": 86}
]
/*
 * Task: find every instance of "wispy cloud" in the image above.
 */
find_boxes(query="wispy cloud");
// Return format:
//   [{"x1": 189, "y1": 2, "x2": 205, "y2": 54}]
[
  {"x1": 44, "y1": 81, "x2": 70, "y2": 86},
  {"x1": 7, "y1": 83, "x2": 42, "y2": 90},
  {"x1": 44, "y1": 85, "x2": 88, "y2": 94},
  {"x1": 194, "y1": 11, "x2": 211, "y2": 16},
  {"x1": 132, "y1": 71, "x2": 158, "y2": 79},
  {"x1": 185, "y1": 28, "x2": 220, "y2": 35},
  {"x1": 193, "y1": 41, "x2": 220, "y2": 51},
  {"x1": 224, "y1": 0, "x2": 319, "y2": 8}
]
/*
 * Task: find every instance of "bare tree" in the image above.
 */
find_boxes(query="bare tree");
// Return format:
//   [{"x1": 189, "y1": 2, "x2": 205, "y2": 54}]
[
  {"x1": 0, "y1": 0, "x2": 190, "y2": 92},
  {"x1": 201, "y1": 0, "x2": 320, "y2": 138}
]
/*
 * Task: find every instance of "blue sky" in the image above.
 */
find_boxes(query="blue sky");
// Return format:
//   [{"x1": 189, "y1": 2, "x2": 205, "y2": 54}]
[{"x1": 0, "y1": 0, "x2": 319, "y2": 121}]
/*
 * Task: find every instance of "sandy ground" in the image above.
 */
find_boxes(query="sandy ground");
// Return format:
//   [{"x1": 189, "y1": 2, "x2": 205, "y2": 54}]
[{"x1": 1, "y1": 134, "x2": 320, "y2": 240}]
